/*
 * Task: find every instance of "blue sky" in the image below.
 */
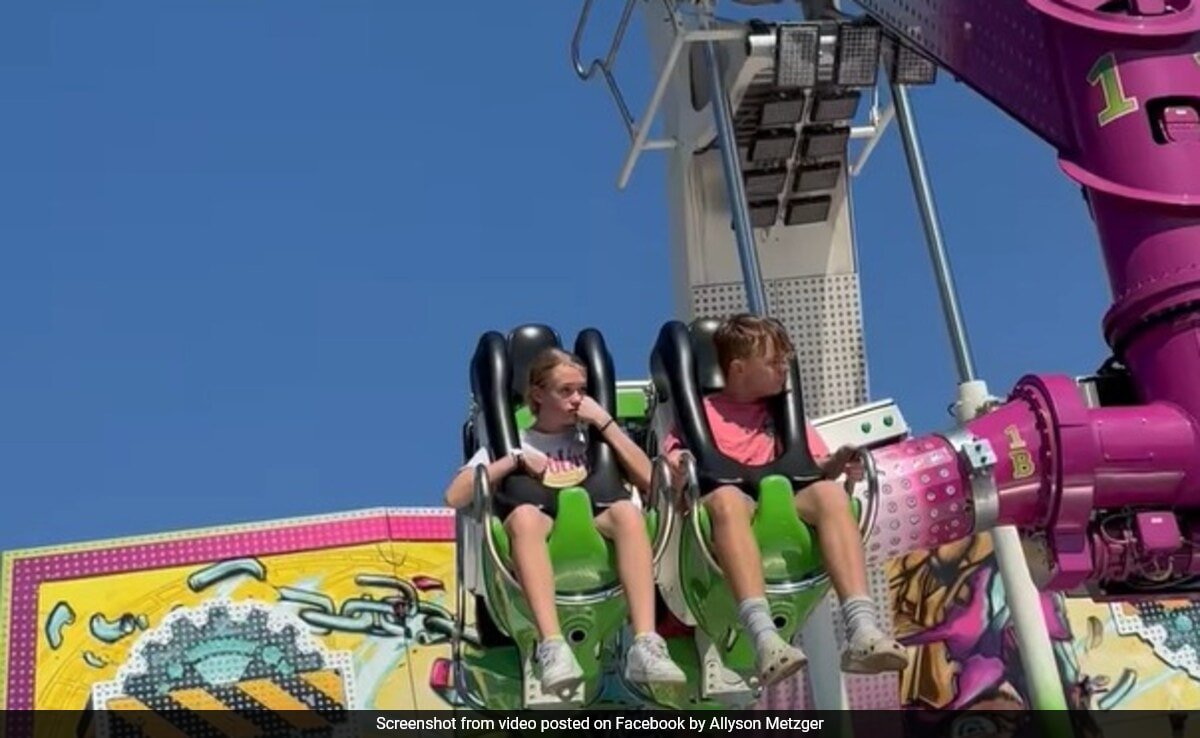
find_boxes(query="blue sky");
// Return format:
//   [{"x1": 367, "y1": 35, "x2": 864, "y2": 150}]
[{"x1": 0, "y1": 2, "x2": 1108, "y2": 550}]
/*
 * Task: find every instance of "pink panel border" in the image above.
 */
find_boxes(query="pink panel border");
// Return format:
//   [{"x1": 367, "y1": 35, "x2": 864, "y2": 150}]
[{"x1": 4, "y1": 510, "x2": 454, "y2": 709}]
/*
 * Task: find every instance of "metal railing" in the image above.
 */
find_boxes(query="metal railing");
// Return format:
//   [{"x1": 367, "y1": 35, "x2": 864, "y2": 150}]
[{"x1": 571, "y1": 0, "x2": 744, "y2": 189}]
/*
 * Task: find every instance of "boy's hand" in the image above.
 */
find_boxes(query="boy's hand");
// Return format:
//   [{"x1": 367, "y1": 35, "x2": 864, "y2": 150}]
[
  {"x1": 845, "y1": 457, "x2": 865, "y2": 483},
  {"x1": 665, "y1": 449, "x2": 685, "y2": 480},
  {"x1": 575, "y1": 396, "x2": 612, "y2": 428},
  {"x1": 664, "y1": 450, "x2": 692, "y2": 514},
  {"x1": 521, "y1": 448, "x2": 549, "y2": 479},
  {"x1": 821, "y1": 445, "x2": 861, "y2": 480}
]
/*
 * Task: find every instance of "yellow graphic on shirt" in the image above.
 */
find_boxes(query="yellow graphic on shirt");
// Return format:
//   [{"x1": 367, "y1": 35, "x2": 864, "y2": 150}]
[{"x1": 542, "y1": 451, "x2": 589, "y2": 489}]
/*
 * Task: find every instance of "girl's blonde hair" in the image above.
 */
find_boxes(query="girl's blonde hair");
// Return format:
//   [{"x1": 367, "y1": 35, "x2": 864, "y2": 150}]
[{"x1": 524, "y1": 348, "x2": 587, "y2": 414}]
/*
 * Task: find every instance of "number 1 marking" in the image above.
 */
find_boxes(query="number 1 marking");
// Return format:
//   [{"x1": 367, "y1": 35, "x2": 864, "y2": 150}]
[
  {"x1": 1087, "y1": 52, "x2": 1139, "y2": 127},
  {"x1": 1004, "y1": 425, "x2": 1026, "y2": 450},
  {"x1": 1004, "y1": 425, "x2": 1035, "y2": 480}
]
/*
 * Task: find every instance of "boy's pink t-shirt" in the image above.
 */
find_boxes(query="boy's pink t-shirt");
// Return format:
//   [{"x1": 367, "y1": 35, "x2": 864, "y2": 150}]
[{"x1": 662, "y1": 393, "x2": 828, "y2": 465}]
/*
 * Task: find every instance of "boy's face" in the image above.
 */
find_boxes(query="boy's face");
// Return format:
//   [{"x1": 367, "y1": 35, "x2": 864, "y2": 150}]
[
  {"x1": 729, "y1": 340, "x2": 790, "y2": 398},
  {"x1": 531, "y1": 364, "x2": 587, "y2": 426}
]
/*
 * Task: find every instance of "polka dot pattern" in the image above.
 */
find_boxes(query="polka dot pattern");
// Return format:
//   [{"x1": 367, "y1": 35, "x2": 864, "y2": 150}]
[{"x1": 867, "y1": 437, "x2": 974, "y2": 564}]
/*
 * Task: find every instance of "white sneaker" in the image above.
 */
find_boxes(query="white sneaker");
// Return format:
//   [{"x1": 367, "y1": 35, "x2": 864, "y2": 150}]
[
  {"x1": 624, "y1": 633, "x2": 687, "y2": 685},
  {"x1": 536, "y1": 638, "x2": 584, "y2": 695}
]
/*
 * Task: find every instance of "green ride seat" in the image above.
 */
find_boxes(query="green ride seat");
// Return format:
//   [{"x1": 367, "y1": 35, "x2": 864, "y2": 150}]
[
  {"x1": 461, "y1": 324, "x2": 657, "y2": 708},
  {"x1": 489, "y1": 487, "x2": 660, "y2": 593},
  {"x1": 683, "y1": 474, "x2": 863, "y2": 675},
  {"x1": 474, "y1": 486, "x2": 661, "y2": 708},
  {"x1": 646, "y1": 318, "x2": 870, "y2": 701},
  {"x1": 694, "y1": 476, "x2": 860, "y2": 583}
]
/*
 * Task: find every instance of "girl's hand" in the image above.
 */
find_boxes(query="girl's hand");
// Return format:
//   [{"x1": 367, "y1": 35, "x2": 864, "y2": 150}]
[
  {"x1": 522, "y1": 448, "x2": 549, "y2": 479},
  {"x1": 576, "y1": 396, "x2": 613, "y2": 429}
]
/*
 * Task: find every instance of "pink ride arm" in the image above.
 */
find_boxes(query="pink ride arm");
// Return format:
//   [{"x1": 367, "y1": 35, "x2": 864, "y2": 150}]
[
  {"x1": 856, "y1": 0, "x2": 1200, "y2": 602},
  {"x1": 862, "y1": 372, "x2": 1200, "y2": 597}
]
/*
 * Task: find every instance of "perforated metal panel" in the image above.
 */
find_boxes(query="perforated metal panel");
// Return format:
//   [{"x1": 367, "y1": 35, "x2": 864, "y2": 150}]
[
  {"x1": 856, "y1": 0, "x2": 1073, "y2": 151},
  {"x1": 692, "y1": 273, "x2": 868, "y2": 416}
]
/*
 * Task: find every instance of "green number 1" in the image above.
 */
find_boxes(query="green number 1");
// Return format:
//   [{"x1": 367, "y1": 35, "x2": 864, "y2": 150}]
[{"x1": 1087, "y1": 52, "x2": 1139, "y2": 127}]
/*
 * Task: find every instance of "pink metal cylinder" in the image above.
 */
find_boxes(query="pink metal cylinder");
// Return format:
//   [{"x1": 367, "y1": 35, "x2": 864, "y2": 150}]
[
  {"x1": 965, "y1": 394, "x2": 1052, "y2": 529},
  {"x1": 865, "y1": 435, "x2": 973, "y2": 563},
  {"x1": 1090, "y1": 403, "x2": 1200, "y2": 508}
]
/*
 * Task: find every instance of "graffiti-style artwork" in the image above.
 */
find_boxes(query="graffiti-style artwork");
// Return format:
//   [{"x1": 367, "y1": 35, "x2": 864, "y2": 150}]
[
  {"x1": 1, "y1": 508, "x2": 457, "y2": 726},
  {"x1": 8, "y1": 507, "x2": 1200, "y2": 718},
  {"x1": 892, "y1": 535, "x2": 1017, "y2": 709},
  {"x1": 888, "y1": 534, "x2": 1080, "y2": 710},
  {"x1": 888, "y1": 532, "x2": 1200, "y2": 712}
]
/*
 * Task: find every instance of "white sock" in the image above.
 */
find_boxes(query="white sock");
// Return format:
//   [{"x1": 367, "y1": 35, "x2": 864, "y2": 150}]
[
  {"x1": 737, "y1": 597, "x2": 779, "y2": 654},
  {"x1": 843, "y1": 596, "x2": 884, "y2": 645}
]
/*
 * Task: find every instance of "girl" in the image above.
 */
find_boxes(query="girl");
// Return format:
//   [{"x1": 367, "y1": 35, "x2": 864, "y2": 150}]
[{"x1": 445, "y1": 348, "x2": 685, "y2": 694}]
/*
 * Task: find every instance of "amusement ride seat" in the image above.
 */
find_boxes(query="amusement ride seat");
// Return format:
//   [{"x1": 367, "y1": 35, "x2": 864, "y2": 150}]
[
  {"x1": 648, "y1": 317, "x2": 871, "y2": 682},
  {"x1": 453, "y1": 323, "x2": 664, "y2": 708}
]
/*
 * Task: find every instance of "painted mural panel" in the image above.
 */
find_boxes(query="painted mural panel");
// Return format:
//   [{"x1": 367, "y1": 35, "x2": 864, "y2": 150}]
[
  {"x1": 5, "y1": 508, "x2": 1200, "y2": 719},
  {"x1": 1, "y1": 508, "x2": 458, "y2": 722},
  {"x1": 887, "y1": 531, "x2": 1200, "y2": 712}
]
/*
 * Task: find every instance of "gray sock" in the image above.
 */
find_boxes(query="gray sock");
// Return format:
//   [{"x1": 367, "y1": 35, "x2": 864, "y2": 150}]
[
  {"x1": 737, "y1": 597, "x2": 778, "y2": 653},
  {"x1": 843, "y1": 596, "x2": 884, "y2": 645}
]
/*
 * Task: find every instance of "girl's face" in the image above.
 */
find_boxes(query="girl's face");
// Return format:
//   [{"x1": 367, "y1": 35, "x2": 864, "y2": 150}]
[{"x1": 531, "y1": 364, "x2": 587, "y2": 429}]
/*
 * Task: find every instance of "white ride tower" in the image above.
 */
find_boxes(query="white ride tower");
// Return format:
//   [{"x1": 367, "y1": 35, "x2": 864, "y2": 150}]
[{"x1": 572, "y1": 0, "x2": 1055, "y2": 711}]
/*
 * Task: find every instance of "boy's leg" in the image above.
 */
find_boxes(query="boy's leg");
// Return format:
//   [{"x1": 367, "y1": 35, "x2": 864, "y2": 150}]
[
  {"x1": 703, "y1": 486, "x2": 766, "y2": 601},
  {"x1": 594, "y1": 500, "x2": 685, "y2": 684},
  {"x1": 792, "y1": 480, "x2": 870, "y2": 599},
  {"x1": 794, "y1": 480, "x2": 908, "y2": 674},
  {"x1": 503, "y1": 504, "x2": 560, "y2": 639},
  {"x1": 704, "y1": 485, "x2": 807, "y2": 686}
]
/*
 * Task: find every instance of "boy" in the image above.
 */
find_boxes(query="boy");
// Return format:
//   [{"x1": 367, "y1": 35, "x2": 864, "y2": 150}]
[{"x1": 663, "y1": 314, "x2": 908, "y2": 686}]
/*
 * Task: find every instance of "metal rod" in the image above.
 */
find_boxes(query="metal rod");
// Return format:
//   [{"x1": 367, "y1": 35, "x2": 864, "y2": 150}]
[
  {"x1": 571, "y1": 0, "x2": 637, "y2": 81},
  {"x1": 849, "y1": 123, "x2": 879, "y2": 139},
  {"x1": 617, "y1": 26, "x2": 743, "y2": 189},
  {"x1": 990, "y1": 526, "x2": 1071, "y2": 711},
  {"x1": 892, "y1": 81, "x2": 1072, "y2": 715},
  {"x1": 890, "y1": 81, "x2": 977, "y2": 382},
  {"x1": 851, "y1": 103, "x2": 894, "y2": 176},
  {"x1": 618, "y1": 30, "x2": 686, "y2": 188},
  {"x1": 703, "y1": 34, "x2": 768, "y2": 315},
  {"x1": 799, "y1": 598, "x2": 849, "y2": 709}
]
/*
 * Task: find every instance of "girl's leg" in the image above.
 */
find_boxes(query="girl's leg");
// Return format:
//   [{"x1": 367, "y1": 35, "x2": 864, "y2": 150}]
[
  {"x1": 594, "y1": 499, "x2": 685, "y2": 685},
  {"x1": 503, "y1": 503, "x2": 559, "y2": 639},
  {"x1": 593, "y1": 500, "x2": 655, "y2": 634}
]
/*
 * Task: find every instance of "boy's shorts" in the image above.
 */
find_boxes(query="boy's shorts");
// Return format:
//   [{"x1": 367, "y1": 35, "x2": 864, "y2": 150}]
[
  {"x1": 699, "y1": 479, "x2": 822, "y2": 505},
  {"x1": 700, "y1": 485, "x2": 757, "y2": 506},
  {"x1": 494, "y1": 472, "x2": 632, "y2": 522}
]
